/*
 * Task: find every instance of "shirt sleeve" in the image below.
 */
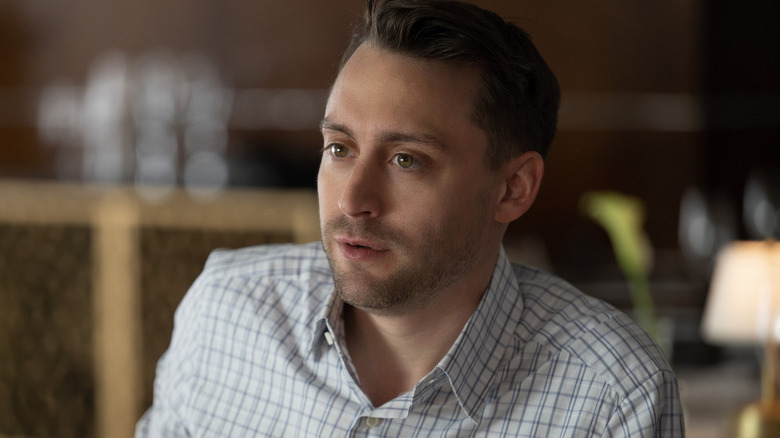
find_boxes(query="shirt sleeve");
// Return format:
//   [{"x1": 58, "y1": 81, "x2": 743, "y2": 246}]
[
  {"x1": 135, "y1": 272, "x2": 210, "y2": 437},
  {"x1": 601, "y1": 370, "x2": 685, "y2": 438}
]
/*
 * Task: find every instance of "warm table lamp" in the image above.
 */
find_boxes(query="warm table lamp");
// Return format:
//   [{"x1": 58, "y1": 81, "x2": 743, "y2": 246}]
[{"x1": 702, "y1": 240, "x2": 780, "y2": 437}]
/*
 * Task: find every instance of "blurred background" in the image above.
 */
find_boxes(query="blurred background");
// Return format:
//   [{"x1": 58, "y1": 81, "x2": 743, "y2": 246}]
[{"x1": 1, "y1": 0, "x2": 779, "y2": 436}]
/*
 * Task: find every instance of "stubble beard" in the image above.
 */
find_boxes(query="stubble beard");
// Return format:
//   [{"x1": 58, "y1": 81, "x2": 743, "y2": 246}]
[{"x1": 322, "y1": 200, "x2": 490, "y2": 315}]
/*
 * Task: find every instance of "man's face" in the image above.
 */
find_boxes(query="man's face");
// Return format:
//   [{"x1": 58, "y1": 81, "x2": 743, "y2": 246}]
[{"x1": 318, "y1": 44, "x2": 503, "y2": 315}]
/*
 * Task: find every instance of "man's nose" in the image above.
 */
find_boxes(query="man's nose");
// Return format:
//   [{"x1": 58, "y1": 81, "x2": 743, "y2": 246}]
[{"x1": 338, "y1": 160, "x2": 382, "y2": 218}]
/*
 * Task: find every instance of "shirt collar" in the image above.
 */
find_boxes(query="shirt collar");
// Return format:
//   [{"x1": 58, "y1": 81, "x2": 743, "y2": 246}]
[{"x1": 435, "y1": 247, "x2": 523, "y2": 423}]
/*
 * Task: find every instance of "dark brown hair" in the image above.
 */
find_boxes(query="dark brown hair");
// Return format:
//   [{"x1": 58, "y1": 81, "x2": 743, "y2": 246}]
[{"x1": 341, "y1": 0, "x2": 560, "y2": 168}]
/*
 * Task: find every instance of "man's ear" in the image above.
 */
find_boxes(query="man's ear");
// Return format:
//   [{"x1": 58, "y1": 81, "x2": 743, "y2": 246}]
[{"x1": 494, "y1": 151, "x2": 544, "y2": 224}]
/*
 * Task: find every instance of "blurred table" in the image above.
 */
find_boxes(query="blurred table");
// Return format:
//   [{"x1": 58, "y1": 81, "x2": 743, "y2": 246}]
[
  {"x1": 0, "y1": 179, "x2": 319, "y2": 438},
  {"x1": 678, "y1": 359, "x2": 762, "y2": 437}
]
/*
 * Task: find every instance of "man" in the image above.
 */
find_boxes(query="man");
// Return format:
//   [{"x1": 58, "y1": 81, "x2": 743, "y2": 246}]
[{"x1": 138, "y1": 0, "x2": 684, "y2": 436}]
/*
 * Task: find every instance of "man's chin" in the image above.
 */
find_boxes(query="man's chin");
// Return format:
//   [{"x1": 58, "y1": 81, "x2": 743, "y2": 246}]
[
  {"x1": 334, "y1": 271, "x2": 392, "y2": 305},
  {"x1": 336, "y1": 287, "x2": 406, "y2": 315}
]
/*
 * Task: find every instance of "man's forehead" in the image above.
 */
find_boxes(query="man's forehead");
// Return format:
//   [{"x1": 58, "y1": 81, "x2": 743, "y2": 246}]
[{"x1": 323, "y1": 44, "x2": 485, "y2": 144}]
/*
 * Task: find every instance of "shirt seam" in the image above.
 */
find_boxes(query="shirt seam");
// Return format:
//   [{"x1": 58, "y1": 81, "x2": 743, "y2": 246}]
[{"x1": 600, "y1": 369, "x2": 677, "y2": 437}]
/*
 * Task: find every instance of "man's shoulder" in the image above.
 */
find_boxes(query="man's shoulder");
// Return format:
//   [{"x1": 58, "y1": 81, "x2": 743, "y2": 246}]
[
  {"x1": 510, "y1": 263, "x2": 673, "y2": 397},
  {"x1": 182, "y1": 241, "x2": 333, "y2": 313},
  {"x1": 200, "y1": 241, "x2": 332, "y2": 281},
  {"x1": 510, "y1": 263, "x2": 624, "y2": 337},
  {"x1": 175, "y1": 241, "x2": 333, "y2": 333}
]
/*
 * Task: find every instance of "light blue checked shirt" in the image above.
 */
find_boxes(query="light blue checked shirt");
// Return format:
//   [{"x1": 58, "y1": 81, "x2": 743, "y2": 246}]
[{"x1": 137, "y1": 242, "x2": 684, "y2": 437}]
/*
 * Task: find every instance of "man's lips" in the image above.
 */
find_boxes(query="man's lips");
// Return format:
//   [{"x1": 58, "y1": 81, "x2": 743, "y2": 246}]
[
  {"x1": 335, "y1": 236, "x2": 389, "y2": 261},
  {"x1": 337, "y1": 236, "x2": 385, "y2": 250}
]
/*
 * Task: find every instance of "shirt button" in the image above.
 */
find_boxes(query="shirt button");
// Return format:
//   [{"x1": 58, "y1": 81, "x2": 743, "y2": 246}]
[
  {"x1": 365, "y1": 417, "x2": 382, "y2": 428},
  {"x1": 324, "y1": 331, "x2": 334, "y2": 346}
]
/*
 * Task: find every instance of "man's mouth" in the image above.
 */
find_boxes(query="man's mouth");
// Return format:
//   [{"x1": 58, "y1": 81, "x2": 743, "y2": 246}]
[
  {"x1": 338, "y1": 236, "x2": 383, "y2": 250},
  {"x1": 335, "y1": 237, "x2": 388, "y2": 261}
]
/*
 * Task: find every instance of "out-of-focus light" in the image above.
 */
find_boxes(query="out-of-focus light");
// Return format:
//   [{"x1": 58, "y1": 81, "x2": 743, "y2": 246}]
[
  {"x1": 135, "y1": 157, "x2": 176, "y2": 202},
  {"x1": 183, "y1": 151, "x2": 228, "y2": 200},
  {"x1": 38, "y1": 82, "x2": 84, "y2": 179},
  {"x1": 184, "y1": 123, "x2": 227, "y2": 154},
  {"x1": 38, "y1": 49, "x2": 235, "y2": 190},
  {"x1": 134, "y1": 128, "x2": 178, "y2": 158},
  {"x1": 745, "y1": 172, "x2": 779, "y2": 239},
  {"x1": 131, "y1": 50, "x2": 180, "y2": 123},
  {"x1": 182, "y1": 53, "x2": 232, "y2": 126},
  {"x1": 82, "y1": 51, "x2": 130, "y2": 183},
  {"x1": 679, "y1": 186, "x2": 736, "y2": 267},
  {"x1": 680, "y1": 187, "x2": 716, "y2": 258},
  {"x1": 38, "y1": 82, "x2": 81, "y2": 146}
]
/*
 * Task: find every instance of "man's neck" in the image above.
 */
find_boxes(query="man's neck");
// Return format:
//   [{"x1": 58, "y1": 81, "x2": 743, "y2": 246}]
[{"x1": 342, "y1": 260, "x2": 496, "y2": 407}]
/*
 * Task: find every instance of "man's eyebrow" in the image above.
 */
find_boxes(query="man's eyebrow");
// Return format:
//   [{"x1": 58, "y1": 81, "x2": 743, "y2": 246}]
[
  {"x1": 377, "y1": 131, "x2": 448, "y2": 150},
  {"x1": 320, "y1": 120, "x2": 447, "y2": 150},
  {"x1": 320, "y1": 120, "x2": 354, "y2": 139}
]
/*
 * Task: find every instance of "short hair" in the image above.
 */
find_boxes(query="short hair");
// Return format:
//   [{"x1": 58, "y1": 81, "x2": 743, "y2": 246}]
[{"x1": 340, "y1": 0, "x2": 560, "y2": 168}]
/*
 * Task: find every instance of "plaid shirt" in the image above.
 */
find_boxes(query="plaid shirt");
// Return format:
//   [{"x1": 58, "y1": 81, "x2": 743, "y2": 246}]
[{"x1": 137, "y1": 242, "x2": 684, "y2": 437}]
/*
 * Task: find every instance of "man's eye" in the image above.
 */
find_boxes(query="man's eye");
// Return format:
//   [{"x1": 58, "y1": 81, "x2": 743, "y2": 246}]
[
  {"x1": 329, "y1": 144, "x2": 349, "y2": 158},
  {"x1": 393, "y1": 153, "x2": 419, "y2": 169}
]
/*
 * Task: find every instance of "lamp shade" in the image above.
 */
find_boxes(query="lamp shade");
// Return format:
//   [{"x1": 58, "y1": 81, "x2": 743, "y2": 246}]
[{"x1": 702, "y1": 241, "x2": 780, "y2": 345}]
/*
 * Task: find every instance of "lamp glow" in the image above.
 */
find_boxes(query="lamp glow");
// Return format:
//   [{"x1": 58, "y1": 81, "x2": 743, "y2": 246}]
[
  {"x1": 702, "y1": 241, "x2": 780, "y2": 344},
  {"x1": 702, "y1": 240, "x2": 780, "y2": 437}
]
